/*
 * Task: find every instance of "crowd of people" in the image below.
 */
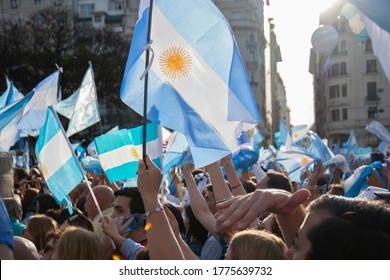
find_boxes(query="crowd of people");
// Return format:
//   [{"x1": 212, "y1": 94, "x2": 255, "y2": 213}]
[{"x1": 1, "y1": 147, "x2": 390, "y2": 260}]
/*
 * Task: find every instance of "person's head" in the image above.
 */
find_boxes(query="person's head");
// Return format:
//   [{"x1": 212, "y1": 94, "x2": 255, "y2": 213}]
[
  {"x1": 225, "y1": 229, "x2": 287, "y2": 260},
  {"x1": 21, "y1": 188, "x2": 39, "y2": 216},
  {"x1": 63, "y1": 213, "x2": 94, "y2": 232},
  {"x1": 286, "y1": 195, "x2": 390, "y2": 260},
  {"x1": 13, "y1": 236, "x2": 38, "y2": 260},
  {"x1": 111, "y1": 187, "x2": 145, "y2": 218},
  {"x1": 3, "y1": 196, "x2": 23, "y2": 220},
  {"x1": 184, "y1": 204, "x2": 209, "y2": 246},
  {"x1": 54, "y1": 227, "x2": 105, "y2": 260},
  {"x1": 36, "y1": 193, "x2": 60, "y2": 214},
  {"x1": 23, "y1": 214, "x2": 58, "y2": 251},
  {"x1": 327, "y1": 184, "x2": 345, "y2": 196},
  {"x1": 84, "y1": 185, "x2": 114, "y2": 220},
  {"x1": 242, "y1": 180, "x2": 256, "y2": 193},
  {"x1": 41, "y1": 229, "x2": 62, "y2": 260},
  {"x1": 256, "y1": 171, "x2": 292, "y2": 192},
  {"x1": 165, "y1": 203, "x2": 186, "y2": 237},
  {"x1": 13, "y1": 167, "x2": 29, "y2": 186}
]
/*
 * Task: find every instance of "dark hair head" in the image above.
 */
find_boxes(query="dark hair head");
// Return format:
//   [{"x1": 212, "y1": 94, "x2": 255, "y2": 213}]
[
  {"x1": 306, "y1": 195, "x2": 390, "y2": 259},
  {"x1": 13, "y1": 167, "x2": 29, "y2": 181},
  {"x1": 37, "y1": 193, "x2": 60, "y2": 214},
  {"x1": 165, "y1": 203, "x2": 186, "y2": 236},
  {"x1": 266, "y1": 171, "x2": 292, "y2": 192},
  {"x1": 185, "y1": 205, "x2": 209, "y2": 246},
  {"x1": 114, "y1": 187, "x2": 145, "y2": 214},
  {"x1": 242, "y1": 180, "x2": 256, "y2": 193},
  {"x1": 66, "y1": 214, "x2": 94, "y2": 232}
]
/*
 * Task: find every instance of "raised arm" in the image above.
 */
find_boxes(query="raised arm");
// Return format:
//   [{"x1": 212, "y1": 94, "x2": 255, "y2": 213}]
[
  {"x1": 182, "y1": 163, "x2": 217, "y2": 233},
  {"x1": 137, "y1": 156, "x2": 184, "y2": 260},
  {"x1": 220, "y1": 155, "x2": 247, "y2": 196}
]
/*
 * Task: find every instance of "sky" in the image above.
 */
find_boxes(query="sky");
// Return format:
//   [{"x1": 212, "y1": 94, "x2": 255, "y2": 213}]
[{"x1": 267, "y1": 0, "x2": 341, "y2": 127}]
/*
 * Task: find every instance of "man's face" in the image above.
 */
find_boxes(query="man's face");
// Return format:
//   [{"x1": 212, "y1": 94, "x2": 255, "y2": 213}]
[
  {"x1": 284, "y1": 210, "x2": 329, "y2": 260},
  {"x1": 111, "y1": 196, "x2": 132, "y2": 218}
]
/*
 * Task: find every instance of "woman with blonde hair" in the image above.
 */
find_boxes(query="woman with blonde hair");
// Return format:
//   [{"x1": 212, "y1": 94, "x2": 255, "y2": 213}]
[
  {"x1": 23, "y1": 214, "x2": 58, "y2": 252},
  {"x1": 225, "y1": 229, "x2": 287, "y2": 260},
  {"x1": 55, "y1": 227, "x2": 105, "y2": 260}
]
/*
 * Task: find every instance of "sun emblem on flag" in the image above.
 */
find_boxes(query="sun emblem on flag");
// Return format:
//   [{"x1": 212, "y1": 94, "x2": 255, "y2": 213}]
[
  {"x1": 293, "y1": 133, "x2": 299, "y2": 139},
  {"x1": 160, "y1": 47, "x2": 192, "y2": 79},
  {"x1": 131, "y1": 147, "x2": 140, "y2": 159},
  {"x1": 300, "y1": 157, "x2": 310, "y2": 165},
  {"x1": 40, "y1": 162, "x2": 48, "y2": 179}
]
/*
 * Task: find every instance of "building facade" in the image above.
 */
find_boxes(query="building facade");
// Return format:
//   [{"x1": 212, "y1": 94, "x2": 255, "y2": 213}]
[{"x1": 311, "y1": 1, "x2": 390, "y2": 148}]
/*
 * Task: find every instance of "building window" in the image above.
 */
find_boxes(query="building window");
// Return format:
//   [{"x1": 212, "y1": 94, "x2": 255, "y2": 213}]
[
  {"x1": 340, "y1": 40, "x2": 347, "y2": 53},
  {"x1": 10, "y1": 0, "x2": 18, "y2": 8},
  {"x1": 329, "y1": 85, "x2": 340, "y2": 99},
  {"x1": 111, "y1": 1, "x2": 125, "y2": 11},
  {"x1": 365, "y1": 39, "x2": 373, "y2": 52},
  {"x1": 342, "y1": 108, "x2": 348, "y2": 120},
  {"x1": 365, "y1": 133, "x2": 379, "y2": 147},
  {"x1": 339, "y1": 20, "x2": 347, "y2": 32},
  {"x1": 368, "y1": 107, "x2": 378, "y2": 119},
  {"x1": 331, "y1": 109, "x2": 340, "y2": 121},
  {"x1": 340, "y1": 62, "x2": 347, "y2": 74},
  {"x1": 366, "y1": 59, "x2": 377, "y2": 73},
  {"x1": 34, "y1": 0, "x2": 41, "y2": 5},
  {"x1": 341, "y1": 84, "x2": 347, "y2": 97},
  {"x1": 80, "y1": 4, "x2": 94, "y2": 18},
  {"x1": 367, "y1": 82, "x2": 378, "y2": 101},
  {"x1": 330, "y1": 63, "x2": 339, "y2": 76}
]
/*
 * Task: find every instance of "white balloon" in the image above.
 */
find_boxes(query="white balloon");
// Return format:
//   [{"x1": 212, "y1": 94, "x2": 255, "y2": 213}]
[{"x1": 311, "y1": 25, "x2": 339, "y2": 53}]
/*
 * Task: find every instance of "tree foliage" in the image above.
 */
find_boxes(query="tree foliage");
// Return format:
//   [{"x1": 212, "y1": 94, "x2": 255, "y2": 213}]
[{"x1": 0, "y1": 6, "x2": 141, "y2": 137}]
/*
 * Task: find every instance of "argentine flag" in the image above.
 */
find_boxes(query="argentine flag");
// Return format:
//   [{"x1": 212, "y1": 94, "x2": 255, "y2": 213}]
[
  {"x1": 94, "y1": 121, "x2": 163, "y2": 183},
  {"x1": 35, "y1": 107, "x2": 84, "y2": 203},
  {"x1": 120, "y1": 0, "x2": 261, "y2": 168}
]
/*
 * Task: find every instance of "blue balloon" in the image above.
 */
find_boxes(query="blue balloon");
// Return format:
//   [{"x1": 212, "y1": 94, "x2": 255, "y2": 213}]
[{"x1": 232, "y1": 145, "x2": 259, "y2": 170}]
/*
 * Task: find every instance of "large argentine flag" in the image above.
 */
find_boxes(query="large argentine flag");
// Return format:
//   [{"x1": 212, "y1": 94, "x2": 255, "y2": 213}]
[
  {"x1": 35, "y1": 107, "x2": 84, "y2": 202},
  {"x1": 120, "y1": 0, "x2": 261, "y2": 168},
  {"x1": 94, "y1": 121, "x2": 163, "y2": 183}
]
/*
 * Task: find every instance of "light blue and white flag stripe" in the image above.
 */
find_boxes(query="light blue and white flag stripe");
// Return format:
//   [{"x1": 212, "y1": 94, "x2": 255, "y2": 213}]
[
  {"x1": 365, "y1": 120, "x2": 390, "y2": 143},
  {"x1": 95, "y1": 122, "x2": 163, "y2": 183},
  {"x1": 346, "y1": 0, "x2": 390, "y2": 82},
  {"x1": 120, "y1": 0, "x2": 260, "y2": 168},
  {"x1": 343, "y1": 161, "x2": 383, "y2": 197},
  {"x1": 0, "y1": 92, "x2": 34, "y2": 131},
  {"x1": 353, "y1": 146, "x2": 372, "y2": 162},
  {"x1": 17, "y1": 70, "x2": 59, "y2": 131},
  {"x1": 35, "y1": 107, "x2": 84, "y2": 203},
  {"x1": 0, "y1": 77, "x2": 24, "y2": 109},
  {"x1": 54, "y1": 65, "x2": 100, "y2": 137},
  {"x1": 291, "y1": 124, "x2": 309, "y2": 143},
  {"x1": 341, "y1": 3, "x2": 369, "y2": 43}
]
